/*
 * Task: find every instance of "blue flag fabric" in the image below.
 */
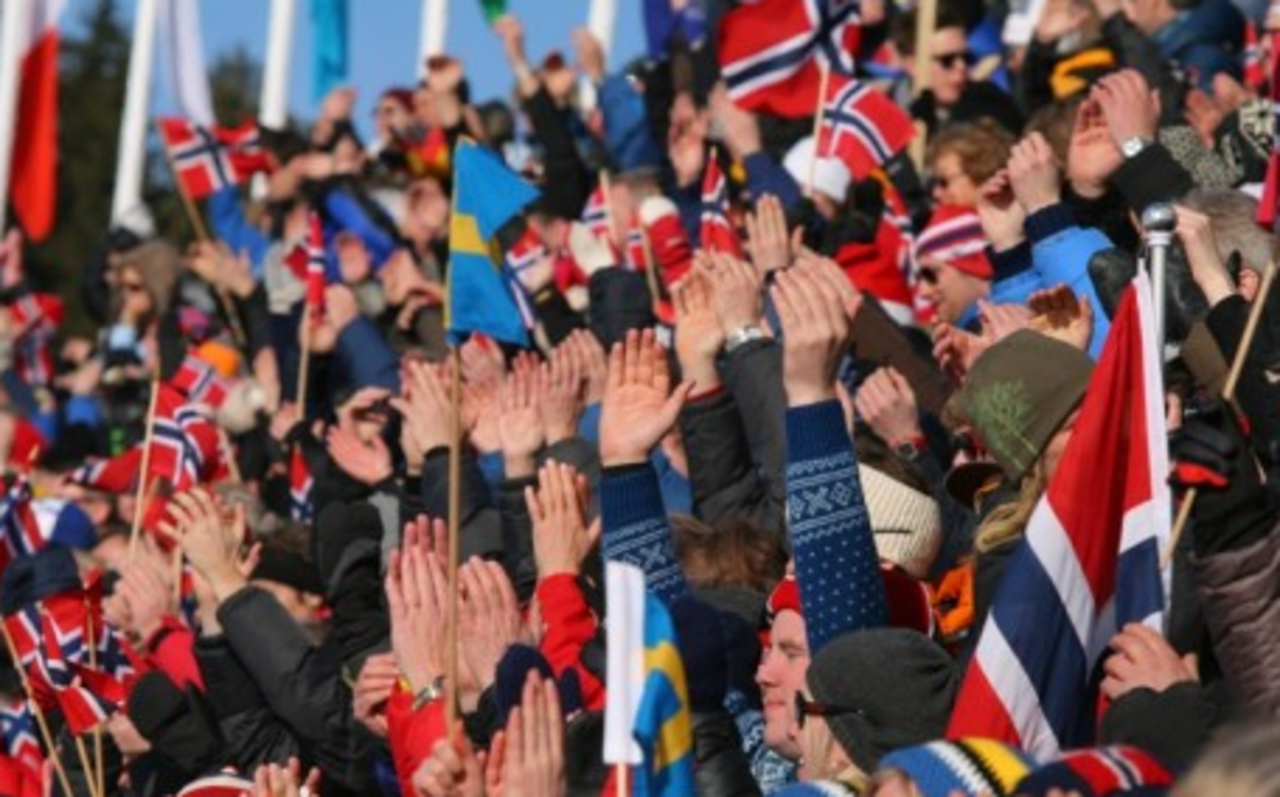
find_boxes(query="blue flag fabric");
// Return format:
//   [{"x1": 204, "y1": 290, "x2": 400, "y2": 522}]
[
  {"x1": 632, "y1": 592, "x2": 696, "y2": 797},
  {"x1": 311, "y1": 0, "x2": 349, "y2": 104},
  {"x1": 446, "y1": 141, "x2": 539, "y2": 346}
]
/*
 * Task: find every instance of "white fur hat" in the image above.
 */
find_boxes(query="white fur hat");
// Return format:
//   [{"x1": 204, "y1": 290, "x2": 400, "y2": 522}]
[{"x1": 861, "y1": 464, "x2": 943, "y2": 580}]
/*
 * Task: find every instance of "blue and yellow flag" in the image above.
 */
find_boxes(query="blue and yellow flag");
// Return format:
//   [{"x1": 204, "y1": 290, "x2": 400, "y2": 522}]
[
  {"x1": 633, "y1": 592, "x2": 695, "y2": 797},
  {"x1": 445, "y1": 141, "x2": 539, "y2": 346}
]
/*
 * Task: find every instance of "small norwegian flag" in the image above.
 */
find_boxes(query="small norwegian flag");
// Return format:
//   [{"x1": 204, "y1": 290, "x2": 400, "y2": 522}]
[
  {"x1": 7, "y1": 293, "x2": 62, "y2": 388},
  {"x1": 66, "y1": 449, "x2": 141, "y2": 494},
  {"x1": 0, "y1": 698, "x2": 43, "y2": 789},
  {"x1": 170, "y1": 354, "x2": 230, "y2": 410},
  {"x1": 147, "y1": 386, "x2": 222, "y2": 491},
  {"x1": 582, "y1": 184, "x2": 613, "y2": 242},
  {"x1": 817, "y1": 77, "x2": 915, "y2": 179},
  {"x1": 624, "y1": 216, "x2": 649, "y2": 272},
  {"x1": 289, "y1": 447, "x2": 314, "y2": 523},
  {"x1": 286, "y1": 213, "x2": 328, "y2": 321},
  {"x1": 159, "y1": 118, "x2": 273, "y2": 201},
  {"x1": 699, "y1": 157, "x2": 744, "y2": 258},
  {"x1": 0, "y1": 477, "x2": 45, "y2": 568},
  {"x1": 39, "y1": 612, "x2": 116, "y2": 734},
  {"x1": 502, "y1": 227, "x2": 545, "y2": 331}
]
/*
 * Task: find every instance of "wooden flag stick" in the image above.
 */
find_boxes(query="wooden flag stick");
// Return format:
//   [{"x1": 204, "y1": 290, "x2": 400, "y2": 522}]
[
  {"x1": 599, "y1": 169, "x2": 621, "y2": 250},
  {"x1": 85, "y1": 599, "x2": 105, "y2": 797},
  {"x1": 908, "y1": 0, "x2": 940, "y2": 170},
  {"x1": 1163, "y1": 258, "x2": 1279, "y2": 567},
  {"x1": 615, "y1": 764, "x2": 628, "y2": 797},
  {"x1": 444, "y1": 346, "x2": 463, "y2": 730},
  {"x1": 217, "y1": 426, "x2": 242, "y2": 484},
  {"x1": 296, "y1": 305, "x2": 313, "y2": 418},
  {"x1": 807, "y1": 60, "x2": 832, "y2": 199},
  {"x1": 128, "y1": 375, "x2": 162, "y2": 563},
  {"x1": 72, "y1": 733, "x2": 100, "y2": 797},
  {"x1": 0, "y1": 623, "x2": 75, "y2": 797}
]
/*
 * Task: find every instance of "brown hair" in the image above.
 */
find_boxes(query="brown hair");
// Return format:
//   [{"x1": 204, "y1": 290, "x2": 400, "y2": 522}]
[
  {"x1": 928, "y1": 121, "x2": 1016, "y2": 187},
  {"x1": 1025, "y1": 98, "x2": 1082, "y2": 167},
  {"x1": 672, "y1": 515, "x2": 787, "y2": 593}
]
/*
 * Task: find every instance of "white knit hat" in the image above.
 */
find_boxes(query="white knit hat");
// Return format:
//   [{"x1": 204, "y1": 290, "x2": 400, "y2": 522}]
[
  {"x1": 860, "y1": 464, "x2": 942, "y2": 580},
  {"x1": 783, "y1": 136, "x2": 852, "y2": 204}
]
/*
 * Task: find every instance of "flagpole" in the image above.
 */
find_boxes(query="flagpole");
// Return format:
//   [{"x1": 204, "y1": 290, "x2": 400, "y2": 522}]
[
  {"x1": 615, "y1": 763, "x2": 628, "y2": 797},
  {"x1": 84, "y1": 597, "x2": 105, "y2": 797},
  {"x1": 111, "y1": 0, "x2": 160, "y2": 227},
  {"x1": 599, "y1": 169, "x2": 621, "y2": 249},
  {"x1": 419, "y1": 0, "x2": 451, "y2": 75},
  {"x1": 69, "y1": 707, "x2": 101, "y2": 797},
  {"x1": 129, "y1": 376, "x2": 162, "y2": 563},
  {"x1": 581, "y1": 0, "x2": 618, "y2": 112},
  {"x1": 261, "y1": 0, "x2": 297, "y2": 131},
  {"x1": 296, "y1": 306, "x2": 313, "y2": 417},
  {"x1": 0, "y1": 0, "x2": 33, "y2": 232},
  {"x1": 807, "y1": 61, "x2": 832, "y2": 199},
  {"x1": 0, "y1": 623, "x2": 74, "y2": 797},
  {"x1": 444, "y1": 347, "x2": 462, "y2": 729},
  {"x1": 639, "y1": 220, "x2": 663, "y2": 311},
  {"x1": 1162, "y1": 258, "x2": 1279, "y2": 567},
  {"x1": 908, "y1": 0, "x2": 939, "y2": 170}
]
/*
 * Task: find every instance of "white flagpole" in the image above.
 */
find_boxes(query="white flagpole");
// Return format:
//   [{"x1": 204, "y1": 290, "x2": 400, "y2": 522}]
[
  {"x1": 419, "y1": 0, "x2": 450, "y2": 76},
  {"x1": 260, "y1": 0, "x2": 298, "y2": 131},
  {"x1": 111, "y1": 0, "x2": 161, "y2": 227},
  {"x1": 0, "y1": 1, "x2": 33, "y2": 231},
  {"x1": 160, "y1": 0, "x2": 215, "y2": 126},
  {"x1": 580, "y1": 0, "x2": 618, "y2": 112}
]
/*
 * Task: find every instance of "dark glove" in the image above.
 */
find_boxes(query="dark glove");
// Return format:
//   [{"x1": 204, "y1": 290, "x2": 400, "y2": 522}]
[{"x1": 1169, "y1": 401, "x2": 1240, "y2": 493}]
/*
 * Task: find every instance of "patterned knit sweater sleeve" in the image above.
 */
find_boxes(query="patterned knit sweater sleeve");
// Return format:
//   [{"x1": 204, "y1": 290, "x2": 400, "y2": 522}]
[
  {"x1": 600, "y1": 463, "x2": 688, "y2": 603},
  {"x1": 785, "y1": 400, "x2": 887, "y2": 654}
]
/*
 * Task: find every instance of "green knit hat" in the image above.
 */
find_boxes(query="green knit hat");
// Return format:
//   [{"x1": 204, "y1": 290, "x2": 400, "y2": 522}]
[{"x1": 958, "y1": 331, "x2": 1094, "y2": 483}]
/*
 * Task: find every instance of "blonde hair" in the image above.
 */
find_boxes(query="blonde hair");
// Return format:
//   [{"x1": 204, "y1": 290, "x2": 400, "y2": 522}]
[
  {"x1": 1174, "y1": 724, "x2": 1280, "y2": 797},
  {"x1": 974, "y1": 463, "x2": 1048, "y2": 553}
]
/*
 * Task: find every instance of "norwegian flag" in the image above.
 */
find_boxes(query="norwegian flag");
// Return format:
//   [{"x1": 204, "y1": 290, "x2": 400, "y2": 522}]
[
  {"x1": 817, "y1": 77, "x2": 914, "y2": 179},
  {"x1": 147, "y1": 385, "x2": 221, "y2": 491},
  {"x1": 582, "y1": 184, "x2": 613, "y2": 242},
  {"x1": 699, "y1": 157, "x2": 744, "y2": 258},
  {"x1": 1246, "y1": 22, "x2": 1265, "y2": 91},
  {"x1": 289, "y1": 447, "x2": 314, "y2": 523},
  {"x1": 285, "y1": 213, "x2": 328, "y2": 320},
  {"x1": 0, "y1": 698, "x2": 43, "y2": 790},
  {"x1": 39, "y1": 612, "x2": 115, "y2": 734},
  {"x1": 66, "y1": 448, "x2": 141, "y2": 494},
  {"x1": 170, "y1": 353, "x2": 230, "y2": 410},
  {"x1": 502, "y1": 227, "x2": 545, "y2": 331},
  {"x1": 719, "y1": 0, "x2": 861, "y2": 117},
  {"x1": 947, "y1": 274, "x2": 1169, "y2": 757},
  {"x1": 7, "y1": 293, "x2": 62, "y2": 388},
  {"x1": 0, "y1": 478, "x2": 45, "y2": 568},
  {"x1": 158, "y1": 117, "x2": 272, "y2": 201},
  {"x1": 3, "y1": 607, "x2": 54, "y2": 708},
  {"x1": 624, "y1": 216, "x2": 649, "y2": 272}
]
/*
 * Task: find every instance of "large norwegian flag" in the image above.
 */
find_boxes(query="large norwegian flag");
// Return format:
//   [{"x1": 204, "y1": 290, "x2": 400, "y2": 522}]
[
  {"x1": 700, "y1": 157, "x2": 744, "y2": 258},
  {"x1": 147, "y1": 385, "x2": 222, "y2": 491},
  {"x1": 158, "y1": 117, "x2": 273, "y2": 201},
  {"x1": 817, "y1": 77, "x2": 914, "y2": 179},
  {"x1": 946, "y1": 274, "x2": 1170, "y2": 758},
  {"x1": 719, "y1": 0, "x2": 861, "y2": 117}
]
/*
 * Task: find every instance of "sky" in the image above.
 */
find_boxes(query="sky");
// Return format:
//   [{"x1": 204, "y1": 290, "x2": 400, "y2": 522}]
[{"x1": 64, "y1": 0, "x2": 648, "y2": 138}]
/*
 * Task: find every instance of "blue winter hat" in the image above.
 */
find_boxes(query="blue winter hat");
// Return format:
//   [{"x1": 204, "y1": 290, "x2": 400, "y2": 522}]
[
  {"x1": 41, "y1": 499, "x2": 97, "y2": 550},
  {"x1": 879, "y1": 738, "x2": 1037, "y2": 796},
  {"x1": 493, "y1": 644, "x2": 584, "y2": 726},
  {"x1": 0, "y1": 547, "x2": 81, "y2": 614}
]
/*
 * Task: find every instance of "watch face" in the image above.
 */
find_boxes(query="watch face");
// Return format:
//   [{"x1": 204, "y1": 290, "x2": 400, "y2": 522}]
[{"x1": 895, "y1": 443, "x2": 918, "y2": 460}]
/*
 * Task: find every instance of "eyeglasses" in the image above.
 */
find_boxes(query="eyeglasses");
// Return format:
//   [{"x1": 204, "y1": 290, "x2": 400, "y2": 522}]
[
  {"x1": 795, "y1": 692, "x2": 865, "y2": 730},
  {"x1": 930, "y1": 172, "x2": 967, "y2": 192},
  {"x1": 933, "y1": 50, "x2": 974, "y2": 70},
  {"x1": 917, "y1": 266, "x2": 940, "y2": 286}
]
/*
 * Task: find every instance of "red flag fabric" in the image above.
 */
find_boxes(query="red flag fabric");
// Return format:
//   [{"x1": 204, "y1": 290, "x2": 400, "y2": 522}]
[
  {"x1": 946, "y1": 275, "x2": 1170, "y2": 757},
  {"x1": 699, "y1": 158, "x2": 744, "y2": 258},
  {"x1": 718, "y1": 0, "x2": 861, "y2": 117},
  {"x1": 582, "y1": 184, "x2": 613, "y2": 242},
  {"x1": 158, "y1": 118, "x2": 273, "y2": 201},
  {"x1": 817, "y1": 77, "x2": 915, "y2": 179},
  {"x1": 146, "y1": 386, "x2": 222, "y2": 491},
  {"x1": 1256, "y1": 31, "x2": 1280, "y2": 228},
  {"x1": 9, "y1": 1, "x2": 64, "y2": 241},
  {"x1": 169, "y1": 353, "x2": 230, "y2": 410},
  {"x1": 1245, "y1": 22, "x2": 1265, "y2": 91}
]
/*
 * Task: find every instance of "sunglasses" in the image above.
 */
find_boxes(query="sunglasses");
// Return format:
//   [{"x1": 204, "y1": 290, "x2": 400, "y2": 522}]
[
  {"x1": 795, "y1": 692, "x2": 865, "y2": 730},
  {"x1": 917, "y1": 266, "x2": 940, "y2": 286},
  {"x1": 933, "y1": 50, "x2": 974, "y2": 69}
]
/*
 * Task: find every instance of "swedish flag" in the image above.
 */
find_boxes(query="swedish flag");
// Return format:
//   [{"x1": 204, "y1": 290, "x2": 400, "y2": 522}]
[
  {"x1": 445, "y1": 140, "x2": 539, "y2": 346},
  {"x1": 633, "y1": 592, "x2": 695, "y2": 797}
]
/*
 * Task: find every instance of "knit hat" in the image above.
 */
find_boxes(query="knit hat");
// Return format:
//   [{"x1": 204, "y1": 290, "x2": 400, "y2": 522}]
[
  {"x1": 915, "y1": 207, "x2": 992, "y2": 279},
  {"x1": 176, "y1": 772, "x2": 255, "y2": 797},
  {"x1": 251, "y1": 547, "x2": 325, "y2": 597},
  {"x1": 958, "y1": 330, "x2": 1094, "y2": 482},
  {"x1": 1015, "y1": 746, "x2": 1174, "y2": 796},
  {"x1": 766, "y1": 568, "x2": 935, "y2": 637},
  {"x1": 783, "y1": 136, "x2": 852, "y2": 203},
  {"x1": 879, "y1": 738, "x2": 1037, "y2": 796},
  {"x1": 805, "y1": 629, "x2": 958, "y2": 773},
  {"x1": 194, "y1": 341, "x2": 242, "y2": 379},
  {"x1": 861, "y1": 465, "x2": 942, "y2": 580},
  {"x1": 36, "y1": 499, "x2": 97, "y2": 550},
  {"x1": 493, "y1": 643, "x2": 583, "y2": 725},
  {"x1": 116, "y1": 240, "x2": 185, "y2": 318}
]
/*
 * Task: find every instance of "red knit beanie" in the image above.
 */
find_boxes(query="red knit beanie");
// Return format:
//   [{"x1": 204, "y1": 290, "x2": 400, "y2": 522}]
[{"x1": 916, "y1": 205, "x2": 993, "y2": 280}]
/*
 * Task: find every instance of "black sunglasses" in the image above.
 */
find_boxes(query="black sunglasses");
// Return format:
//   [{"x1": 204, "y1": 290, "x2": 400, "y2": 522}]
[
  {"x1": 918, "y1": 266, "x2": 940, "y2": 286},
  {"x1": 933, "y1": 51, "x2": 974, "y2": 69},
  {"x1": 795, "y1": 692, "x2": 865, "y2": 730}
]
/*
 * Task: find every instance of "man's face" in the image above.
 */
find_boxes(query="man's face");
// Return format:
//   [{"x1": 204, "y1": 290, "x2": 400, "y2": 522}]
[
  {"x1": 929, "y1": 27, "x2": 971, "y2": 107},
  {"x1": 916, "y1": 259, "x2": 989, "y2": 323},
  {"x1": 755, "y1": 610, "x2": 809, "y2": 759}
]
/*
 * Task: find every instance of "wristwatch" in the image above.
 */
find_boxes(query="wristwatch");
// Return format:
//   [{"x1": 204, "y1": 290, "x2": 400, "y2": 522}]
[
  {"x1": 725, "y1": 325, "x2": 766, "y2": 353},
  {"x1": 1120, "y1": 136, "x2": 1152, "y2": 159},
  {"x1": 892, "y1": 435, "x2": 928, "y2": 462},
  {"x1": 411, "y1": 676, "x2": 448, "y2": 711}
]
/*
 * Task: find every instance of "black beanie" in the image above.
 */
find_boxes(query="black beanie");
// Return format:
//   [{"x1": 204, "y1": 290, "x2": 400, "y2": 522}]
[{"x1": 251, "y1": 547, "x2": 325, "y2": 597}]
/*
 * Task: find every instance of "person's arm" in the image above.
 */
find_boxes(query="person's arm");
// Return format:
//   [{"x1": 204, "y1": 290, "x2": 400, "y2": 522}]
[
  {"x1": 678, "y1": 389, "x2": 771, "y2": 526},
  {"x1": 774, "y1": 260, "x2": 887, "y2": 654},
  {"x1": 195, "y1": 635, "x2": 305, "y2": 771},
  {"x1": 322, "y1": 187, "x2": 400, "y2": 270},
  {"x1": 207, "y1": 187, "x2": 270, "y2": 280},
  {"x1": 536, "y1": 574, "x2": 606, "y2": 711}
]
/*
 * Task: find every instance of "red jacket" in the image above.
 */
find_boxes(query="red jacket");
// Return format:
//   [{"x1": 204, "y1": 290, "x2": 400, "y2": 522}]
[
  {"x1": 386, "y1": 684, "x2": 447, "y2": 797},
  {"x1": 537, "y1": 574, "x2": 604, "y2": 711}
]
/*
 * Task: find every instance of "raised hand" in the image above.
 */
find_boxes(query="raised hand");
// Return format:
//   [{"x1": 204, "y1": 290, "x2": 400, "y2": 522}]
[
  {"x1": 772, "y1": 259, "x2": 861, "y2": 406},
  {"x1": 855, "y1": 367, "x2": 922, "y2": 449},
  {"x1": 115, "y1": 541, "x2": 176, "y2": 642},
  {"x1": 975, "y1": 170, "x2": 1026, "y2": 251},
  {"x1": 1066, "y1": 97, "x2": 1122, "y2": 199},
  {"x1": 563, "y1": 330, "x2": 608, "y2": 406},
  {"x1": 1028, "y1": 285, "x2": 1095, "y2": 351},
  {"x1": 1174, "y1": 206, "x2": 1235, "y2": 307},
  {"x1": 1094, "y1": 69, "x2": 1160, "y2": 150},
  {"x1": 538, "y1": 349, "x2": 584, "y2": 446},
  {"x1": 460, "y1": 337, "x2": 507, "y2": 394},
  {"x1": 1006, "y1": 132, "x2": 1062, "y2": 215},
  {"x1": 672, "y1": 263, "x2": 725, "y2": 391},
  {"x1": 162, "y1": 489, "x2": 247, "y2": 603},
  {"x1": 499, "y1": 673, "x2": 566, "y2": 797},
  {"x1": 353, "y1": 652, "x2": 399, "y2": 738},
  {"x1": 525, "y1": 462, "x2": 600, "y2": 579},
  {"x1": 704, "y1": 250, "x2": 764, "y2": 336},
  {"x1": 385, "y1": 516, "x2": 449, "y2": 695},
  {"x1": 599, "y1": 329, "x2": 695, "y2": 467},
  {"x1": 498, "y1": 362, "x2": 545, "y2": 478},
  {"x1": 709, "y1": 82, "x2": 763, "y2": 161},
  {"x1": 745, "y1": 194, "x2": 791, "y2": 275},
  {"x1": 326, "y1": 426, "x2": 393, "y2": 485},
  {"x1": 459, "y1": 559, "x2": 524, "y2": 694},
  {"x1": 668, "y1": 93, "x2": 708, "y2": 188},
  {"x1": 413, "y1": 724, "x2": 486, "y2": 797},
  {"x1": 391, "y1": 361, "x2": 454, "y2": 465},
  {"x1": 1101, "y1": 624, "x2": 1199, "y2": 700}
]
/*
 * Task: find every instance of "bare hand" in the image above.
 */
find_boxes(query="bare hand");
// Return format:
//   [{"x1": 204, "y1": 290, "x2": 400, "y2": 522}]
[
  {"x1": 526, "y1": 462, "x2": 600, "y2": 579},
  {"x1": 1006, "y1": 132, "x2": 1062, "y2": 215},
  {"x1": 498, "y1": 361, "x2": 545, "y2": 478},
  {"x1": 539, "y1": 349, "x2": 584, "y2": 445},
  {"x1": 855, "y1": 367, "x2": 922, "y2": 447},
  {"x1": 385, "y1": 516, "x2": 449, "y2": 694},
  {"x1": 1101, "y1": 623, "x2": 1199, "y2": 700},
  {"x1": 975, "y1": 171, "x2": 1026, "y2": 251},
  {"x1": 673, "y1": 263, "x2": 725, "y2": 390},
  {"x1": 353, "y1": 652, "x2": 399, "y2": 738},
  {"x1": 1028, "y1": 285, "x2": 1095, "y2": 350},
  {"x1": 499, "y1": 673, "x2": 566, "y2": 797},
  {"x1": 773, "y1": 259, "x2": 861, "y2": 406},
  {"x1": 599, "y1": 329, "x2": 694, "y2": 467},
  {"x1": 326, "y1": 426, "x2": 393, "y2": 485},
  {"x1": 1174, "y1": 206, "x2": 1235, "y2": 306},
  {"x1": 1066, "y1": 97, "x2": 1122, "y2": 199},
  {"x1": 1094, "y1": 70, "x2": 1160, "y2": 148},
  {"x1": 459, "y1": 559, "x2": 524, "y2": 693},
  {"x1": 745, "y1": 195, "x2": 791, "y2": 275}
]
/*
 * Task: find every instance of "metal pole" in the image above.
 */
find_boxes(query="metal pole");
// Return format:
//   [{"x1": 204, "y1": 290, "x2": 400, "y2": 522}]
[
  {"x1": 0, "y1": 1, "x2": 34, "y2": 231},
  {"x1": 1141, "y1": 203, "x2": 1176, "y2": 356}
]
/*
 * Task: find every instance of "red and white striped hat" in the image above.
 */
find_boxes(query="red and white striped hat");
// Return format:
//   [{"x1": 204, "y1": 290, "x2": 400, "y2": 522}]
[{"x1": 915, "y1": 205, "x2": 992, "y2": 279}]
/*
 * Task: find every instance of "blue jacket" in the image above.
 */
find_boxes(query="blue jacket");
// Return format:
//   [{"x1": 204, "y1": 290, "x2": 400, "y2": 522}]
[
  {"x1": 598, "y1": 73, "x2": 664, "y2": 174},
  {"x1": 1152, "y1": 0, "x2": 1244, "y2": 89},
  {"x1": 208, "y1": 188, "x2": 270, "y2": 281}
]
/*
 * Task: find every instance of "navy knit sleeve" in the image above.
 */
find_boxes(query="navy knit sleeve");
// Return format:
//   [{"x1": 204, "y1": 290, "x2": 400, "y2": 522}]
[
  {"x1": 785, "y1": 400, "x2": 887, "y2": 653},
  {"x1": 600, "y1": 463, "x2": 687, "y2": 603}
]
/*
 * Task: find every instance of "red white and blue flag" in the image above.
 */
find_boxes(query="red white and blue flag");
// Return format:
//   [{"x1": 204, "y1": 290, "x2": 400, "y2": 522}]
[
  {"x1": 624, "y1": 216, "x2": 649, "y2": 273},
  {"x1": 159, "y1": 118, "x2": 272, "y2": 201},
  {"x1": 169, "y1": 353, "x2": 230, "y2": 410},
  {"x1": 0, "y1": 697, "x2": 43, "y2": 797},
  {"x1": 817, "y1": 78, "x2": 914, "y2": 179},
  {"x1": 582, "y1": 184, "x2": 613, "y2": 243},
  {"x1": 8, "y1": 293, "x2": 63, "y2": 388},
  {"x1": 289, "y1": 447, "x2": 314, "y2": 523},
  {"x1": 286, "y1": 213, "x2": 329, "y2": 321},
  {"x1": 719, "y1": 0, "x2": 861, "y2": 118},
  {"x1": 147, "y1": 385, "x2": 222, "y2": 491},
  {"x1": 502, "y1": 227, "x2": 545, "y2": 331},
  {"x1": 67, "y1": 449, "x2": 141, "y2": 494},
  {"x1": 699, "y1": 157, "x2": 744, "y2": 258},
  {"x1": 946, "y1": 273, "x2": 1170, "y2": 758}
]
